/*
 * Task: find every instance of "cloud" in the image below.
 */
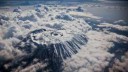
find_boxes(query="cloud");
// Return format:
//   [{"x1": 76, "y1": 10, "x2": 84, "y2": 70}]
[
  {"x1": 109, "y1": 52, "x2": 128, "y2": 72},
  {"x1": 0, "y1": 3, "x2": 128, "y2": 72}
]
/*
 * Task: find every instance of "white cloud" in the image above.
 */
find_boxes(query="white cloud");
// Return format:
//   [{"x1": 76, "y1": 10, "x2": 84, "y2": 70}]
[
  {"x1": 109, "y1": 52, "x2": 128, "y2": 72},
  {"x1": 0, "y1": 3, "x2": 128, "y2": 72}
]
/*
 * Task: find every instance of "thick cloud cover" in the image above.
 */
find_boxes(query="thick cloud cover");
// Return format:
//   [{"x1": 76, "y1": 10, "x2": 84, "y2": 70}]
[
  {"x1": 108, "y1": 52, "x2": 128, "y2": 72},
  {"x1": 0, "y1": 2, "x2": 128, "y2": 72}
]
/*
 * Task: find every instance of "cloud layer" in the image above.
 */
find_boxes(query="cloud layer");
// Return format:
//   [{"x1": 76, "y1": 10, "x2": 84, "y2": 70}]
[{"x1": 0, "y1": 2, "x2": 128, "y2": 72}]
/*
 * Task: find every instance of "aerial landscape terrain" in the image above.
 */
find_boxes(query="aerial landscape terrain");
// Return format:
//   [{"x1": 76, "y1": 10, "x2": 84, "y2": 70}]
[{"x1": 0, "y1": 0, "x2": 128, "y2": 72}]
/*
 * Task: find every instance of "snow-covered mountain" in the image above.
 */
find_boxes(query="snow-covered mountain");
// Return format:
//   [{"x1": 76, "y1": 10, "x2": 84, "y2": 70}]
[{"x1": 0, "y1": 1, "x2": 128, "y2": 72}]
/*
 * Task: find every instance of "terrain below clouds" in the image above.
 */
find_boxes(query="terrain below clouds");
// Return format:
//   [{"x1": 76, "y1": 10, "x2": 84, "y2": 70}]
[{"x1": 0, "y1": 1, "x2": 128, "y2": 72}]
